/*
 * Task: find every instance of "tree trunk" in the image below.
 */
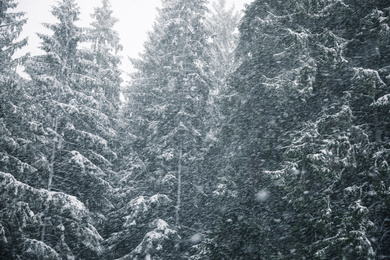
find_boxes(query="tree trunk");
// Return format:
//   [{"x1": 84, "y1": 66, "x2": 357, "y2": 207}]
[
  {"x1": 175, "y1": 142, "x2": 183, "y2": 227},
  {"x1": 41, "y1": 116, "x2": 59, "y2": 242}
]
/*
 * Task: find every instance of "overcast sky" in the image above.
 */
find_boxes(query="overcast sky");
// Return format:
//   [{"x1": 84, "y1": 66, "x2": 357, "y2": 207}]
[{"x1": 14, "y1": 0, "x2": 252, "y2": 77}]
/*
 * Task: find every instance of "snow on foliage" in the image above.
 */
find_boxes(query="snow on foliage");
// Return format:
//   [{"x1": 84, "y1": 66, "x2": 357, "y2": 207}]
[
  {"x1": 212, "y1": 177, "x2": 237, "y2": 198},
  {"x1": 49, "y1": 191, "x2": 87, "y2": 221},
  {"x1": 0, "y1": 171, "x2": 103, "y2": 257},
  {"x1": 69, "y1": 150, "x2": 107, "y2": 178},
  {"x1": 22, "y1": 238, "x2": 60, "y2": 259},
  {"x1": 118, "y1": 219, "x2": 177, "y2": 260},
  {"x1": 123, "y1": 194, "x2": 172, "y2": 228},
  {"x1": 79, "y1": 223, "x2": 104, "y2": 254},
  {"x1": 373, "y1": 94, "x2": 390, "y2": 107},
  {"x1": 149, "y1": 194, "x2": 171, "y2": 205},
  {"x1": 353, "y1": 67, "x2": 386, "y2": 88},
  {"x1": 1, "y1": 171, "x2": 89, "y2": 222}
]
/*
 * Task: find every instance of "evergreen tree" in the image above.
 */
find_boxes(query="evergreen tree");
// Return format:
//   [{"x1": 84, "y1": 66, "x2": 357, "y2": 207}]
[
  {"x1": 0, "y1": 0, "x2": 29, "y2": 185},
  {"x1": 130, "y1": 0, "x2": 212, "y2": 227},
  {"x1": 206, "y1": 0, "x2": 240, "y2": 93},
  {"x1": 82, "y1": 0, "x2": 127, "y2": 244},
  {"x1": 203, "y1": 0, "x2": 241, "y2": 140},
  {"x1": 0, "y1": 1, "x2": 36, "y2": 258},
  {"x1": 84, "y1": 0, "x2": 123, "y2": 112},
  {"x1": 25, "y1": 0, "x2": 119, "y2": 215},
  {"x1": 18, "y1": 0, "x2": 122, "y2": 257},
  {"x1": 0, "y1": 0, "x2": 28, "y2": 78},
  {"x1": 208, "y1": 0, "x2": 390, "y2": 259},
  {"x1": 112, "y1": 0, "x2": 213, "y2": 258},
  {"x1": 1, "y1": 1, "x2": 104, "y2": 258}
]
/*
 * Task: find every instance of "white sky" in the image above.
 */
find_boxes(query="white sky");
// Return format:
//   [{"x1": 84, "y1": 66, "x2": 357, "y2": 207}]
[{"x1": 14, "y1": 0, "x2": 253, "y2": 77}]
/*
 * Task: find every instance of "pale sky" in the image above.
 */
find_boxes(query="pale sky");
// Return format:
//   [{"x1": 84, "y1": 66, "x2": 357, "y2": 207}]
[{"x1": 14, "y1": 0, "x2": 253, "y2": 78}]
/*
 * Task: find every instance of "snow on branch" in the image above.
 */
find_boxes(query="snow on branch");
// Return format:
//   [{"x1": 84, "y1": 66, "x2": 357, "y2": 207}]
[
  {"x1": 22, "y1": 238, "x2": 60, "y2": 259},
  {"x1": 373, "y1": 94, "x2": 390, "y2": 107},
  {"x1": 119, "y1": 219, "x2": 177, "y2": 260},
  {"x1": 310, "y1": 0, "x2": 350, "y2": 18},
  {"x1": 68, "y1": 151, "x2": 110, "y2": 182},
  {"x1": 353, "y1": 67, "x2": 386, "y2": 87},
  {"x1": 123, "y1": 194, "x2": 172, "y2": 228}
]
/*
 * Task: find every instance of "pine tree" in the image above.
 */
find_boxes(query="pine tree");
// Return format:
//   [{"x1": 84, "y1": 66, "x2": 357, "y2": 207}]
[
  {"x1": 203, "y1": 0, "x2": 240, "y2": 140},
  {"x1": 277, "y1": 1, "x2": 390, "y2": 258},
  {"x1": 1, "y1": 1, "x2": 104, "y2": 258},
  {"x1": 132, "y1": 0, "x2": 212, "y2": 227},
  {"x1": 0, "y1": 1, "x2": 43, "y2": 258},
  {"x1": 208, "y1": 0, "x2": 390, "y2": 259},
  {"x1": 130, "y1": 0, "x2": 212, "y2": 225},
  {"x1": 19, "y1": 0, "x2": 122, "y2": 257},
  {"x1": 0, "y1": 0, "x2": 30, "y2": 184},
  {"x1": 84, "y1": 0, "x2": 123, "y2": 112},
  {"x1": 81, "y1": 0, "x2": 128, "y2": 245},
  {"x1": 206, "y1": 0, "x2": 240, "y2": 93},
  {"x1": 25, "y1": 0, "x2": 119, "y2": 213},
  {"x1": 0, "y1": 0, "x2": 28, "y2": 78},
  {"x1": 113, "y1": 0, "x2": 213, "y2": 258}
]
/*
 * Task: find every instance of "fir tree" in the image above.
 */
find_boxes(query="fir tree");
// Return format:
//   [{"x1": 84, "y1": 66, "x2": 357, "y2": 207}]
[
  {"x1": 21, "y1": 0, "x2": 122, "y2": 257},
  {"x1": 203, "y1": 0, "x2": 241, "y2": 141},
  {"x1": 208, "y1": 0, "x2": 390, "y2": 259},
  {"x1": 84, "y1": 0, "x2": 123, "y2": 112},
  {"x1": 206, "y1": 0, "x2": 240, "y2": 92},
  {"x1": 0, "y1": 0, "x2": 28, "y2": 78},
  {"x1": 113, "y1": 0, "x2": 213, "y2": 258},
  {"x1": 1, "y1": 1, "x2": 105, "y2": 258}
]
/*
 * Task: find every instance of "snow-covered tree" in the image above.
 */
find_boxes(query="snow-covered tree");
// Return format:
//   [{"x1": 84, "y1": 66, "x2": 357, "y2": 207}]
[
  {"x1": 0, "y1": 171, "x2": 103, "y2": 259},
  {"x1": 208, "y1": 0, "x2": 390, "y2": 259},
  {"x1": 25, "y1": 0, "x2": 119, "y2": 212},
  {"x1": 0, "y1": 0, "x2": 30, "y2": 184},
  {"x1": 104, "y1": 194, "x2": 178, "y2": 259},
  {"x1": 116, "y1": 0, "x2": 213, "y2": 258},
  {"x1": 0, "y1": 0, "x2": 28, "y2": 78},
  {"x1": 202, "y1": 0, "x2": 241, "y2": 140},
  {"x1": 129, "y1": 0, "x2": 211, "y2": 223},
  {"x1": 84, "y1": 0, "x2": 123, "y2": 112},
  {"x1": 206, "y1": 0, "x2": 240, "y2": 92},
  {"x1": 0, "y1": 1, "x2": 46, "y2": 258},
  {"x1": 17, "y1": 0, "x2": 123, "y2": 257}
]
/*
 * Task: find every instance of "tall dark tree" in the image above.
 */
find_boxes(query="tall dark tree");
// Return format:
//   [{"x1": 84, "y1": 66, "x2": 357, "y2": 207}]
[
  {"x1": 0, "y1": 1, "x2": 38, "y2": 258},
  {"x1": 25, "y1": 0, "x2": 120, "y2": 215},
  {"x1": 0, "y1": 0, "x2": 29, "y2": 184},
  {"x1": 129, "y1": 0, "x2": 212, "y2": 225},
  {"x1": 207, "y1": 0, "x2": 390, "y2": 259}
]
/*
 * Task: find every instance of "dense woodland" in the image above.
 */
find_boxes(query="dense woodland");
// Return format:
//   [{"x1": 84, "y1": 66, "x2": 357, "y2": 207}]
[{"x1": 1, "y1": 0, "x2": 390, "y2": 259}]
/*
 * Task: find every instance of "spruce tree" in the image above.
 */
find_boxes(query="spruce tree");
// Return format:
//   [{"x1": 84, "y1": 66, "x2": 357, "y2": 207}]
[
  {"x1": 203, "y1": 0, "x2": 240, "y2": 139},
  {"x1": 84, "y1": 0, "x2": 123, "y2": 112},
  {"x1": 20, "y1": 0, "x2": 122, "y2": 257},
  {"x1": 112, "y1": 0, "x2": 213, "y2": 258},
  {"x1": 1, "y1": 1, "x2": 104, "y2": 258},
  {"x1": 209, "y1": 0, "x2": 390, "y2": 259},
  {"x1": 25, "y1": 0, "x2": 119, "y2": 215},
  {"x1": 130, "y1": 0, "x2": 212, "y2": 227},
  {"x1": 206, "y1": 0, "x2": 240, "y2": 92},
  {"x1": 0, "y1": 0, "x2": 27, "y2": 78}
]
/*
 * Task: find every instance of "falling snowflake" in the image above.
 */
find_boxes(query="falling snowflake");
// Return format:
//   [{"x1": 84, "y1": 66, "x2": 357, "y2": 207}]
[{"x1": 255, "y1": 189, "x2": 270, "y2": 202}]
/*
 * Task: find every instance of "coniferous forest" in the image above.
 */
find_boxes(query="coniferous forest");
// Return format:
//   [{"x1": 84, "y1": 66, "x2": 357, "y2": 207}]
[{"x1": 1, "y1": 0, "x2": 390, "y2": 259}]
